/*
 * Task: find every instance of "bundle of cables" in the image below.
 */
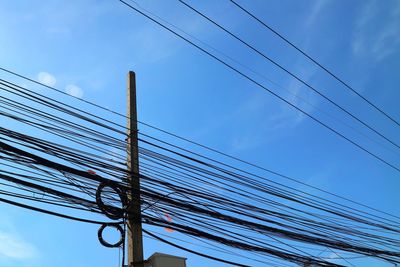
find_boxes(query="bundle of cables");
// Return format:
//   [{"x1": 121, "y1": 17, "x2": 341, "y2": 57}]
[{"x1": 1, "y1": 74, "x2": 400, "y2": 267}]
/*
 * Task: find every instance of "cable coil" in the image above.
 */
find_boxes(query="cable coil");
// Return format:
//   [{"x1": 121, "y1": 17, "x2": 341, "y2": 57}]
[
  {"x1": 96, "y1": 182, "x2": 128, "y2": 220},
  {"x1": 98, "y1": 223, "x2": 124, "y2": 248}
]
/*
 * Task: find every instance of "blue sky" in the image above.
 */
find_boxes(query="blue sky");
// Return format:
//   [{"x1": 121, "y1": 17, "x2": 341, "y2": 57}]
[{"x1": 0, "y1": 0, "x2": 400, "y2": 266}]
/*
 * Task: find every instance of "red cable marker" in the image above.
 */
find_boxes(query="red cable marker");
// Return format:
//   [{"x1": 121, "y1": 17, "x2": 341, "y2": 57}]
[{"x1": 164, "y1": 212, "x2": 174, "y2": 233}]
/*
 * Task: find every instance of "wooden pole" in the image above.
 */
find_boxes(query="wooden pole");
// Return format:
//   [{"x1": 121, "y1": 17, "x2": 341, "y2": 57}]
[{"x1": 126, "y1": 71, "x2": 144, "y2": 267}]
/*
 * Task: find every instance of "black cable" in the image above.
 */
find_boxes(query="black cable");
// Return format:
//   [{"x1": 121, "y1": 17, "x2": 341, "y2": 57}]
[
  {"x1": 0, "y1": 197, "x2": 117, "y2": 224},
  {"x1": 117, "y1": 0, "x2": 400, "y2": 173},
  {"x1": 143, "y1": 229, "x2": 249, "y2": 267},
  {"x1": 229, "y1": 0, "x2": 400, "y2": 128},
  {"x1": 177, "y1": 0, "x2": 400, "y2": 150},
  {"x1": 1, "y1": 66, "x2": 399, "y2": 222},
  {"x1": 139, "y1": 133, "x2": 400, "y2": 226},
  {"x1": 2, "y1": 126, "x2": 398, "y2": 264},
  {"x1": 144, "y1": 230, "x2": 292, "y2": 267},
  {"x1": 2, "y1": 70, "x2": 400, "y2": 264}
]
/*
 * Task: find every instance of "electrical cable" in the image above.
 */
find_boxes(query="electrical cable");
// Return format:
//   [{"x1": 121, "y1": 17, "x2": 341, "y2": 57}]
[{"x1": 229, "y1": 0, "x2": 400, "y2": 128}]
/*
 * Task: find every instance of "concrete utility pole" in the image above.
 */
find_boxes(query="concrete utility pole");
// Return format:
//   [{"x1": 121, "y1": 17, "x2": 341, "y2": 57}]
[{"x1": 126, "y1": 71, "x2": 144, "y2": 267}]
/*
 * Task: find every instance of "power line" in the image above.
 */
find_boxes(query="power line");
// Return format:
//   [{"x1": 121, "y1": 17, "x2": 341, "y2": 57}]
[
  {"x1": 123, "y1": 0, "x2": 400, "y2": 158},
  {"x1": 0, "y1": 197, "x2": 114, "y2": 224},
  {"x1": 1, "y1": 66, "x2": 399, "y2": 222},
  {"x1": 2, "y1": 96, "x2": 395, "y2": 250},
  {"x1": 177, "y1": 0, "x2": 400, "y2": 150},
  {"x1": 143, "y1": 229, "x2": 251, "y2": 267},
  {"x1": 117, "y1": 0, "x2": 400, "y2": 173},
  {"x1": 2, "y1": 89, "x2": 399, "y2": 265},
  {"x1": 229, "y1": 0, "x2": 400, "y2": 128}
]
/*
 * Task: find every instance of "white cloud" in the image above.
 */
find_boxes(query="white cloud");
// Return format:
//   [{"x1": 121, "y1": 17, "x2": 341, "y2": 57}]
[
  {"x1": 352, "y1": 0, "x2": 377, "y2": 56},
  {"x1": 371, "y1": 18, "x2": 400, "y2": 61},
  {"x1": 0, "y1": 231, "x2": 38, "y2": 260},
  {"x1": 125, "y1": 1, "x2": 212, "y2": 64},
  {"x1": 268, "y1": 65, "x2": 319, "y2": 130},
  {"x1": 305, "y1": 0, "x2": 330, "y2": 27},
  {"x1": 352, "y1": 0, "x2": 400, "y2": 61},
  {"x1": 65, "y1": 84, "x2": 84, "y2": 98},
  {"x1": 130, "y1": 26, "x2": 178, "y2": 64},
  {"x1": 37, "y1": 72, "x2": 56, "y2": 87},
  {"x1": 228, "y1": 65, "x2": 319, "y2": 152}
]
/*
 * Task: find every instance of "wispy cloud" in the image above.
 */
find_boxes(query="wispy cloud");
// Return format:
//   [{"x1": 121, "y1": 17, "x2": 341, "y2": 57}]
[
  {"x1": 352, "y1": 0, "x2": 400, "y2": 61},
  {"x1": 305, "y1": 0, "x2": 331, "y2": 27},
  {"x1": 130, "y1": 27, "x2": 178, "y2": 64},
  {"x1": 37, "y1": 72, "x2": 56, "y2": 87},
  {"x1": 228, "y1": 0, "x2": 326, "y2": 152},
  {"x1": 230, "y1": 133, "x2": 262, "y2": 152},
  {"x1": 124, "y1": 0, "x2": 212, "y2": 64},
  {"x1": 65, "y1": 84, "x2": 84, "y2": 98},
  {"x1": 228, "y1": 64, "x2": 319, "y2": 152},
  {"x1": 264, "y1": 59, "x2": 320, "y2": 133},
  {"x1": 0, "y1": 230, "x2": 38, "y2": 261},
  {"x1": 276, "y1": 74, "x2": 318, "y2": 128}
]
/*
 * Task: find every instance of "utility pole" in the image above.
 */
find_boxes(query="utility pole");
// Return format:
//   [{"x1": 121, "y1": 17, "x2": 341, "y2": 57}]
[{"x1": 127, "y1": 71, "x2": 144, "y2": 267}]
